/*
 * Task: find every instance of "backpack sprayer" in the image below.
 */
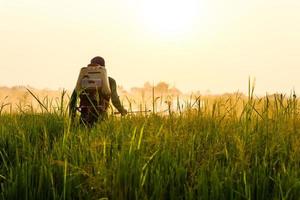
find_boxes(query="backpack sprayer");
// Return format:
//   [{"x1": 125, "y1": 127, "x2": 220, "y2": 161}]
[{"x1": 74, "y1": 65, "x2": 153, "y2": 116}]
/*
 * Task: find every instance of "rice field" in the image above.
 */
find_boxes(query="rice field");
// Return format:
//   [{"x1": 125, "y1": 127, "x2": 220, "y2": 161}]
[{"x1": 1, "y1": 87, "x2": 300, "y2": 200}]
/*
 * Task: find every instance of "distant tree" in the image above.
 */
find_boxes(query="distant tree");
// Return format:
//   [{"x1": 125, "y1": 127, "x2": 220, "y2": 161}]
[
  {"x1": 156, "y1": 82, "x2": 169, "y2": 94},
  {"x1": 117, "y1": 85, "x2": 128, "y2": 95},
  {"x1": 143, "y1": 82, "x2": 152, "y2": 90},
  {"x1": 130, "y1": 87, "x2": 142, "y2": 94},
  {"x1": 129, "y1": 81, "x2": 182, "y2": 97},
  {"x1": 169, "y1": 87, "x2": 182, "y2": 96}
]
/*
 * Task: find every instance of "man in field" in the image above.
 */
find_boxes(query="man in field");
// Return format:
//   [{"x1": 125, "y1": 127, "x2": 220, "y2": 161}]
[{"x1": 69, "y1": 56, "x2": 127, "y2": 126}]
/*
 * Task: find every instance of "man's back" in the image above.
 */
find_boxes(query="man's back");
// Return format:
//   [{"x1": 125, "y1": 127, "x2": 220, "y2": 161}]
[{"x1": 69, "y1": 56, "x2": 127, "y2": 126}]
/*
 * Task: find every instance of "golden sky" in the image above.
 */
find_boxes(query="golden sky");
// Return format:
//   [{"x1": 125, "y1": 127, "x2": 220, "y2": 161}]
[{"x1": 1, "y1": 0, "x2": 300, "y2": 94}]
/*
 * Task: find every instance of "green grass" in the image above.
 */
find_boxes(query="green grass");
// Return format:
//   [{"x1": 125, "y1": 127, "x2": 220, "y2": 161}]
[{"x1": 1, "y1": 93, "x2": 300, "y2": 200}]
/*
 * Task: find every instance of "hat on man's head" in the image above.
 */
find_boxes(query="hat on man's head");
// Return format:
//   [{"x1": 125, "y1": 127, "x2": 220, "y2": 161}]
[{"x1": 91, "y1": 56, "x2": 105, "y2": 66}]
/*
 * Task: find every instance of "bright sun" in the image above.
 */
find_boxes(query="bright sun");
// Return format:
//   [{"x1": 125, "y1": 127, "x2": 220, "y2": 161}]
[{"x1": 139, "y1": 0, "x2": 204, "y2": 38}]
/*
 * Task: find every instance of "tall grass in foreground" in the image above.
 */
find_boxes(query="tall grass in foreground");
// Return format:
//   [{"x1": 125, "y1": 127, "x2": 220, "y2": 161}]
[{"x1": 1, "y1": 91, "x2": 300, "y2": 199}]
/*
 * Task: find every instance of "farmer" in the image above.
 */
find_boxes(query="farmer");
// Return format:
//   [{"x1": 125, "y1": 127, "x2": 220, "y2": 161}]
[{"x1": 69, "y1": 56, "x2": 127, "y2": 126}]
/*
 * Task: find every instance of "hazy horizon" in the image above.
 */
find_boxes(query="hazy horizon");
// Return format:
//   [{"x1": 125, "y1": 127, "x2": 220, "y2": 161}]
[{"x1": 1, "y1": 0, "x2": 300, "y2": 95}]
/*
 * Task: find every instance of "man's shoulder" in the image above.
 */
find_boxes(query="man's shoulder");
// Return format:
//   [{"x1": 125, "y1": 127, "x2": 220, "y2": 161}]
[{"x1": 108, "y1": 77, "x2": 116, "y2": 84}]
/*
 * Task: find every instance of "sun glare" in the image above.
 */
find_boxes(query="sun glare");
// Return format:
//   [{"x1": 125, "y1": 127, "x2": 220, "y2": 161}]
[{"x1": 139, "y1": 0, "x2": 204, "y2": 38}]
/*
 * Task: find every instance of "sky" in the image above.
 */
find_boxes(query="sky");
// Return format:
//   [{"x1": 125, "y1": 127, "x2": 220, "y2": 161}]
[{"x1": 1, "y1": 0, "x2": 300, "y2": 95}]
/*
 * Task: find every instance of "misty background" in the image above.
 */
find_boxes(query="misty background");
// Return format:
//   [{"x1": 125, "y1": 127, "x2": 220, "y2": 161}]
[{"x1": 1, "y1": 0, "x2": 300, "y2": 95}]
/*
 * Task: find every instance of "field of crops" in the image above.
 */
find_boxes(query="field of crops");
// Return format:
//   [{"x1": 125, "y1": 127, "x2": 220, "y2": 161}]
[{"x1": 1, "y1": 89, "x2": 300, "y2": 200}]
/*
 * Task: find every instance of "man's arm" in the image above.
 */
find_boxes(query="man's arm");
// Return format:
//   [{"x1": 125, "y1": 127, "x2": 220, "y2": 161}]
[
  {"x1": 109, "y1": 77, "x2": 127, "y2": 115},
  {"x1": 69, "y1": 89, "x2": 78, "y2": 119}
]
